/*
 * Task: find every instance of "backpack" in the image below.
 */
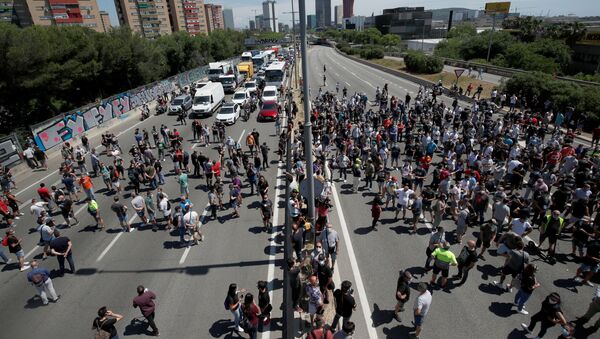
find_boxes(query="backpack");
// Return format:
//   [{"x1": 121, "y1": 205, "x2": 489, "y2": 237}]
[
  {"x1": 457, "y1": 246, "x2": 470, "y2": 264},
  {"x1": 93, "y1": 319, "x2": 111, "y2": 339},
  {"x1": 224, "y1": 297, "x2": 230, "y2": 311}
]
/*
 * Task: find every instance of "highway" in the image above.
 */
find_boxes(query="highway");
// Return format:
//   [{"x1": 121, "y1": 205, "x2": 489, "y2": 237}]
[
  {"x1": 0, "y1": 44, "x2": 596, "y2": 339},
  {"x1": 0, "y1": 85, "x2": 286, "y2": 338},
  {"x1": 304, "y1": 45, "x2": 596, "y2": 339}
]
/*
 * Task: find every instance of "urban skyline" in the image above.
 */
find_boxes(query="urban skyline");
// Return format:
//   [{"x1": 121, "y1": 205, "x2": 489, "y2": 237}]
[{"x1": 40, "y1": 0, "x2": 599, "y2": 29}]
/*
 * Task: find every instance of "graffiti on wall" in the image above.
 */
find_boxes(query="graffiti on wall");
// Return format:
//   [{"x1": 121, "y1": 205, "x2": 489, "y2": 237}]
[{"x1": 32, "y1": 80, "x2": 176, "y2": 151}]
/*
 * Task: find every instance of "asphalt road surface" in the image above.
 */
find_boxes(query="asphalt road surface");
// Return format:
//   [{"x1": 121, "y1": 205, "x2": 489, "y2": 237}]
[
  {"x1": 0, "y1": 88, "x2": 286, "y2": 338},
  {"x1": 304, "y1": 45, "x2": 597, "y2": 339}
]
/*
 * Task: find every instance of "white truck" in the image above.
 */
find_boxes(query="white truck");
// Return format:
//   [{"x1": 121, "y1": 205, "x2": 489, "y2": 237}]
[
  {"x1": 208, "y1": 61, "x2": 234, "y2": 82},
  {"x1": 219, "y1": 67, "x2": 245, "y2": 94}
]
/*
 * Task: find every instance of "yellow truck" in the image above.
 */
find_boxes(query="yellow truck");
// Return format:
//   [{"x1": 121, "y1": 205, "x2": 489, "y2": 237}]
[{"x1": 237, "y1": 62, "x2": 254, "y2": 80}]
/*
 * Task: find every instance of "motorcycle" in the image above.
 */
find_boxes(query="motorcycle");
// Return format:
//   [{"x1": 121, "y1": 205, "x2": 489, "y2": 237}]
[{"x1": 140, "y1": 104, "x2": 150, "y2": 121}]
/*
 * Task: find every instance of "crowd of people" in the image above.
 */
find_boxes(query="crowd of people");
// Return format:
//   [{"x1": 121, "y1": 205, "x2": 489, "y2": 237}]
[{"x1": 282, "y1": 66, "x2": 599, "y2": 338}]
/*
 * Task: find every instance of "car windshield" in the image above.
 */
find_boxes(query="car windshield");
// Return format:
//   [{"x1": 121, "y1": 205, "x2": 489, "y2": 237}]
[
  {"x1": 262, "y1": 103, "x2": 277, "y2": 110},
  {"x1": 172, "y1": 99, "x2": 183, "y2": 105},
  {"x1": 234, "y1": 93, "x2": 246, "y2": 100},
  {"x1": 220, "y1": 78, "x2": 234, "y2": 84},
  {"x1": 245, "y1": 83, "x2": 256, "y2": 89},
  {"x1": 220, "y1": 107, "x2": 234, "y2": 114},
  {"x1": 263, "y1": 91, "x2": 276, "y2": 97},
  {"x1": 194, "y1": 96, "x2": 210, "y2": 104},
  {"x1": 208, "y1": 69, "x2": 222, "y2": 75}
]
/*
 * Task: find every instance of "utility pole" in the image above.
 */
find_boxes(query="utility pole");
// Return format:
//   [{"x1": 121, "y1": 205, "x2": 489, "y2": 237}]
[
  {"x1": 291, "y1": 0, "x2": 299, "y2": 88},
  {"x1": 486, "y1": 13, "x2": 496, "y2": 62},
  {"x1": 299, "y1": 0, "x2": 315, "y2": 232}
]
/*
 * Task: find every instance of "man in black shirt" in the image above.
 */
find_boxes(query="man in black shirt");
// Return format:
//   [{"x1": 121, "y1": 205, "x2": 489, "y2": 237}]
[
  {"x1": 49, "y1": 230, "x2": 75, "y2": 276},
  {"x1": 394, "y1": 270, "x2": 412, "y2": 322},
  {"x1": 332, "y1": 280, "x2": 356, "y2": 329},
  {"x1": 259, "y1": 194, "x2": 273, "y2": 232},
  {"x1": 257, "y1": 280, "x2": 272, "y2": 326},
  {"x1": 453, "y1": 240, "x2": 478, "y2": 286}
]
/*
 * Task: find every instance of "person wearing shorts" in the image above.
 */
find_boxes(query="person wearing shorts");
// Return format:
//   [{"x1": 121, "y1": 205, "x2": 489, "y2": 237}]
[
  {"x1": 573, "y1": 235, "x2": 600, "y2": 286},
  {"x1": 86, "y1": 198, "x2": 105, "y2": 230},
  {"x1": 411, "y1": 282, "x2": 432, "y2": 338},
  {"x1": 429, "y1": 242, "x2": 457, "y2": 288},
  {"x1": 111, "y1": 196, "x2": 130, "y2": 232}
]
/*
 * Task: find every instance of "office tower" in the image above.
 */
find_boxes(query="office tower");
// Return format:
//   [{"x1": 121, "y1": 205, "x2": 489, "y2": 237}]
[
  {"x1": 343, "y1": 0, "x2": 353, "y2": 18},
  {"x1": 262, "y1": 0, "x2": 277, "y2": 32},
  {"x1": 223, "y1": 7, "x2": 233, "y2": 29},
  {"x1": 334, "y1": 5, "x2": 342, "y2": 26},
  {"x1": 315, "y1": 0, "x2": 331, "y2": 27}
]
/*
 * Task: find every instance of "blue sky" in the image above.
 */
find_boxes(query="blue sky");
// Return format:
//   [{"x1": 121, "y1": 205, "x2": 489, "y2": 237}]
[{"x1": 99, "y1": 0, "x2": 599, "y2": 28}]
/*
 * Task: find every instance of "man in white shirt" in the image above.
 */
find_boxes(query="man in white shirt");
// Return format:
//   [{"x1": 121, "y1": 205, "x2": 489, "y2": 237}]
[
  {"x1": 131, "y1": 192, "x2": 148, "y2": 224},
  {"x1": 511, "y1": 217, "x2": 533, "y2": 237},
  {"x1": 395, "y1": 186, "x2": 414, "y2": 220},
  {"x1": 183, "y1": 209, "x2": 203, "y2": 245},
  {"x1": 158, "y1": 194, "x2": 172, "y2": 230},
  {"x1": 30, "y1": 199, "x2": 47, "y2": 220},
  {"x1": 411, "y1": 282, "x2": 432, "y2": 338}
]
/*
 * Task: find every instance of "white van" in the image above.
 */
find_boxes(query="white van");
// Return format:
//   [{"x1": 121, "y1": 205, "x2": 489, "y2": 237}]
[
  {"x1": 261, "y1": 85, "x2": 279, "y2": 102},
  {"x1": 190, "y1": 81, "x2": 225, "y2": 118}
]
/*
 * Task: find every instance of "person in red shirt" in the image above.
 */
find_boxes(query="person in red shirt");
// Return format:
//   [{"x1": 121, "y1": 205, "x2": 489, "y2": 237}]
[
  {"x1": 37, "y1": 183, "x2": 54, "y2": 212},
  {"x1": 371, "y1": 195, "x2": 382, "y2": 230},
  {"x1": 241, "y1": 293, "x2": 261, "y2": 338},
  {"x1": 211, "y1": 160, "x2": 221, "y2": 178},
  {"x1": 545, "y1": 149, "x2": 561, "y2": 170},
  {"x1": 420, "y1": 155, "x2": 432, "y2": 172},
  {"x1": 560, "y1": 145, "x2": 575, "y2": 158},
  {"x1": 439, "y1": 167, "x2": 450, "y2": 181},
  {"x1": 132, "y1": 285, "x2": 159, "y2": 336}
]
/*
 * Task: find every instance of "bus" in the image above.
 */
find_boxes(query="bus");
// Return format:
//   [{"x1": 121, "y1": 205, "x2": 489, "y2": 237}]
[
  {"x1": 263, "y1": 49, "x2": 275, "y2": 62},
  {"x1": 252, "y1": 52, "x2": 268, "y2": 71},
  {"x1": 241, "y1": 52, "x2": 253, "y2": 63},
  {"x1": 265, "y1": 61, "x2": 286, "y2": 89}
]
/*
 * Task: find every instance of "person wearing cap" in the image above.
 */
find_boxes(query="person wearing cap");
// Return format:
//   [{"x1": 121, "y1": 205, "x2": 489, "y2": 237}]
[
  {"x1": 394, "y1": 270, "x2": 413, "y2": 322},
  {"x1": 4, "y1": 229, "x2": 30, "y2": 271},
  {"x1": 411, "y1": 282, "x2": 432, "y2": 338},
  {"x1": 351, "y1": 159, "x2": 362, "y2": 192},
  {"x1": 429, "y1": 242, "x2": 457, "y2": 288},
  {"x1": 521, "y1": 292, "x2": 568, "y2": 338}
]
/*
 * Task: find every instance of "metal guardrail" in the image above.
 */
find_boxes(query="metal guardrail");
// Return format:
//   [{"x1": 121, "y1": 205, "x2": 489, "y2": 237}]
[{"x1": 383, "y1": 52, "x2": 600, "y2": 87}]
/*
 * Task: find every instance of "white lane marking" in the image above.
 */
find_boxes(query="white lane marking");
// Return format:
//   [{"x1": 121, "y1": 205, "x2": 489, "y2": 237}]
[
  {"x1": 179, "y1": 203, "x2": 210, "y2": 265},
  {"x1": 238, "y1": 129, "x2": 246, "y2": 144},
  {"x1": 345, "y1": 81, "x2": 351, "y2": 86},
  {"x1": 261, "y1": 161, "x2": 283, "y2": 339},
  {"x1": 96, "y1": 214, "x2": 137, "y2": 262},
  {"x1": 330, "y1": 169, "x2": 379, "y2": 339}
]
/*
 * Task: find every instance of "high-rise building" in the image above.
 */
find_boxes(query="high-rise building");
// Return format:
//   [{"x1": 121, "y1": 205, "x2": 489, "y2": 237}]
[
  {"x1": 343, "y1": 0, "x2": 353, "y2": 18},
  {"x1": 204, "y1": 3, "x2": 223, "y2": 32},
  {"x1": 8, "y1": 0, "x2": 105, "y2": 32},
  {"x1": 249, "y1": 19, "x2": 255, "y2": 30},
  {"x1": 262, "y1": 0, "x2": 277, "y2": 32},
  {"x1": 168, "y1": 0, "x2": 208, "y2": 36},
  {"x1": 99, "y1": 10, "x2": 111, "y2": 32},
  {"x1": 373, "y1": 7, "x2": 432, "y2": 40},
  {"x1": 255, "y1": 14, "x2": 263, "y2": 30},
  {"x1": 315, "y1": 0, "x2": 331, "y2": 28},
  {"x1": 222, "y1": 8, "x2": 233, "y2": 29},
  {"x1": 115, "y1": 0, "x2": 172, "y2": 37},
  {"x1": 334, "y1": 5, "x2": 342, "y2": 26},
  {"x1": 307, "y1": 14, "x2": 316, "y2": 29}
]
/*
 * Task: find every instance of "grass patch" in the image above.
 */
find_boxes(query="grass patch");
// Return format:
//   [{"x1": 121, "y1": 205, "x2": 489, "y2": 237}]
[{"x1": 369, "y1": 58, "x2": 405, "y2": 70}]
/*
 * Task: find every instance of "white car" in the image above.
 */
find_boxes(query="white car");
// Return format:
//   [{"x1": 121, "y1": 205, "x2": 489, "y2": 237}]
[
  {"x1": 215, "y1": 103, "x2": 240, "y2": 125},
  {"x1": 261, "y1": 85, "x2": 278, "y2": 102},
  {"x1": 232, "y1": 89, "x2": 250, "y2": 106},
  {"x1": 244, "y1": 80, "x2": 258, "y2": 95}
]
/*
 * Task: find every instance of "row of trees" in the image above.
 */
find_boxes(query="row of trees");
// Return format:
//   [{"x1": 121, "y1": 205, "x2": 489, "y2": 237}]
[
  {"x1": 404, "y1": 51, "x2": 444, "y2": 74},
  {"x1": 502, "y1": 72, "x2": 600, "y2": 125},
  {"x1": 321, "y1": 28, "x2": 401, "y2": 49},
  {"x1": 435, "y1": 23, "x2": 574, "y2": 74},
  {"x1": 0, "y1": 24, "x2": 246, "y2": 135}
]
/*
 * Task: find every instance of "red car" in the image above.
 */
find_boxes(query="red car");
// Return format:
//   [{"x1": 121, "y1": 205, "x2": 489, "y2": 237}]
[{"x1": 258, "y1": 101, "x2": 279, "y2": 121}]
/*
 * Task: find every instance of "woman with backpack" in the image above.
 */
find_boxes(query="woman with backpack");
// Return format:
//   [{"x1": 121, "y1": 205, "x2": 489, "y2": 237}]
[{"x1": 514, "y1": 264, "x2": 541, "y2": 315}]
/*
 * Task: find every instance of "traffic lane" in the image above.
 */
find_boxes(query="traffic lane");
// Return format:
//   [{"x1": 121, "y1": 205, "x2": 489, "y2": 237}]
[{"x1": 308, "y1": 47, "x2": 587, "y2": 338}]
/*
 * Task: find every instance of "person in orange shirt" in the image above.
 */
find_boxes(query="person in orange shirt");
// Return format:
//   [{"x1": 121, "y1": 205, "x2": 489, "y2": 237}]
[
  {"x1": 246, "y1": 134, "x2": 256, "y2": 156},
  {"x1": 78, "y1": 175, "x2": 95, "y2": 201}
]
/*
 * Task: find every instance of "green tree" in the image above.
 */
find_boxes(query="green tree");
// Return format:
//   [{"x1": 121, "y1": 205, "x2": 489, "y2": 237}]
[
  {"x1": 380, "y1": 34, "x2": 401, "y2": 48},
  {"x1": 404, "y1": 50, "x2": 443, "y2": 74},
  {"x1": 447, "y1": 23, "x2": 476, "y2": 39}
]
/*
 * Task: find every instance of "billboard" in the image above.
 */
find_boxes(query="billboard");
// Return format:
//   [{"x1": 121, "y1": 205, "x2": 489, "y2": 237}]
[{"x1": 485, "y1": 2, "x2": 511, "y2": 14}]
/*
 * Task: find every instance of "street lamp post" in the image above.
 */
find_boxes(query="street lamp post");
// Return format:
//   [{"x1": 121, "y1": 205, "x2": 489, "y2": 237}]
[{"x1": 298, "y1": 0, "x2": 316, "y2": 232}]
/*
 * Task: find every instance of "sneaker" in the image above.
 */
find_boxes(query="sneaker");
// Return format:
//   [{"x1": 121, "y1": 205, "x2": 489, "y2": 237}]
[
  {"x1": 584, "y1": 281, "x2": 594, "y2": 287},
  {"x1": 20, "y1": 265, "x2": 31, "y2": 271},
  {"x1": 23, "y1": 261, "x2": 30, "y2": 265},
  {"x1": 518, "y1": 309, "x2": 529, "y2": 315},
  {"x1": 521, "y1": 323, "x2": 531, "y2": 334},
  {"x1": 52, "y1": 295, "x2": 61, "y2": 302},
  {"x1": 343, "y1": 180, "x2": 347, "y2": 183},
  {"x1": 574, "y1": 277, "x2": 583, "y2": 283},
  {"x1": 236, "y1": 326, "x2": 245, "y2": 333},
  {"x1": 493, "y1": 280, "x2": 500, "y2": 286}
]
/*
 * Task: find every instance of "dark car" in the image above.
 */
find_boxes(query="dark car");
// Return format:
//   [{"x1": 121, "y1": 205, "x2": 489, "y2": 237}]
[{"x1": 168, "y1": 94, "x2": 192, "y2": 115}]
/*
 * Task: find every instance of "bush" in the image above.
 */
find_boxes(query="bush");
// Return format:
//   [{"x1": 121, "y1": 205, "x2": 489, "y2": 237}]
[
  {"x1": 359, "y1": 47, "x2": 384, "y2": 60},
  {"x1": 404, "y1": 51, "x2": 443, "y2": 74},
  {"x1": 502, "y1": 72, "x2": 600, "y2": 128}
]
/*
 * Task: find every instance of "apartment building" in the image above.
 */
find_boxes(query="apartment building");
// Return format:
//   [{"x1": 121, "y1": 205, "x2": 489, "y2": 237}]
[
  {"x1": 203, "y1": 2, "x2": 222, "y2": 32},
  {"x1": 7, "y1": 0, "x2": 104, "y2": 32},
  {"x1": 168, "y1": 0, "x2": 207, "y2": 35}
]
